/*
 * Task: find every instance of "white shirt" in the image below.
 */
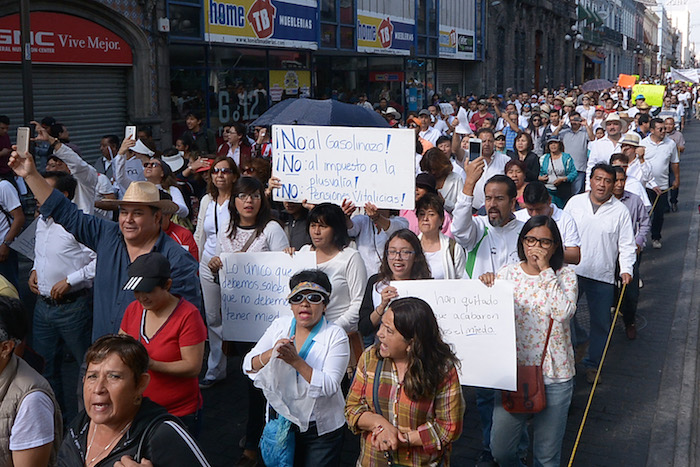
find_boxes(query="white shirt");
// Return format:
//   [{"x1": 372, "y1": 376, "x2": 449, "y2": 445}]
[
  {"x1": 94, "y1": 173, "x2": 116, "y2": 221},
  {"x1": 575, "y1": 105, "x2": 595, "y2": 122},
  {"x1": 472, "y1": 152, "x2": 512, "y2": 210},
  {"x1": 159, "y1": 185, "x2": 189, "y2": 218},
  {"x1": 0, "y1": 181, "x2": 20, "y2": 241},
  {"x1": 227, "y1": 146, "x2": 241, "y2": 166},
  {"x1": 640, "y1": 136, "x2": 679, "y2": 190},
  {"x1": 585, "y1": 136, "x2": 622, "y2": 190},
  {"x1": 563, "y1": 193, "x2": 637, "y2": 284},
  {"x1": 515, "y1": 204, "x2": 580, "y2": 248},
  {"x1": 9, "y1": 391, "x2": 55, "y2": 451},
  {"x1": 419, "y1": 126, "x2": 441, "y2": 145},
  {"x1": 627, "y1": 156, "x2": 658, "y2": 189},
  {"x1": 451, "y1": 192, "x2": 523, "y2": 279},
  {"x1": 202, "y1": 199, "x2": 230, "y2": 258},
  {"x1": 347, "y1": 215, "x2": 409, "y2": 276},
  {"x1": 243, "y1": 316, "x2": 349, "y2": 436},
  {"x1": 433, "y1": 119, "x2": 449, "y2": 135},
  {"x1": 33, "y1": 216, "x2": 96, "y2": 296},
  {"x1": 299, "y1": 246, "x2": 367, "y2": 333},
  {"x1": 622, "y1": 175, "x2": 651, "y2": 209},
  {"x1": 53, "y1": 144, "x2": 98, "y2": 214}
]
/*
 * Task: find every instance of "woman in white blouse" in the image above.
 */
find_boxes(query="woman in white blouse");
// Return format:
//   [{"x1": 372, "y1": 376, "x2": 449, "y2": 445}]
[
  {"x1": 292, "y1": 203, "x2": 367, "y2": 334},
  {"x1": 244, "y1": 270, "x2": 349, "y2": 466},
  {"x1": 480, "y1": 216, "x2": 577, "y2": 467},
  {"x1": 192, "y1": 156, "x2": 239, "y2": 388},
  {"x1": 416, "y1": 193, "x2": 465, "y2": 280}
]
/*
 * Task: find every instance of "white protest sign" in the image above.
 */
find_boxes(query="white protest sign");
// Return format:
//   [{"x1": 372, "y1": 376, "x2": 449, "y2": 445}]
[
  {"x1": 219, "y1": 251, "x2": 316, "y2": 342},
  {"x1": 10, "y1": 218, "x2": 37, "y2": 261},
  {"x1": 271, "y1": 125, "x2": 416, "y2": 210},
  {"x1": 454, "y1": 107, "x2": 471, "y2": 135},
  {"x1": 391, "y1": 279, "x2": 517, "y2": 390},
  {"x1": 439, "y1": 103, "x2": 454, "y2": 116}
]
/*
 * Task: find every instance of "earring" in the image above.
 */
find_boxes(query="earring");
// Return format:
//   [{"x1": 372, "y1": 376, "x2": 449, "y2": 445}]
[{"x1": 133, "y1": 394, "x2": 143, "y2": 405}]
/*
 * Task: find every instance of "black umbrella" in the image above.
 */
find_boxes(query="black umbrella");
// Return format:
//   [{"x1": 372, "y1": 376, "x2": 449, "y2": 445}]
[
  {"x1": 581, "y1": 79, "x2": 614, "y2": 92},
  {"x1": 251, "y1": 98, "x2": 389, "y2": 128}
]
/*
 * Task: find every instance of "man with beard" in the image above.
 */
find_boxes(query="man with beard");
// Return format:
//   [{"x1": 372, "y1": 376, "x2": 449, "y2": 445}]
[
  {"x1": 451, "y1": 161, "x2": 525, "y2": 467},
  {"x1": 564, "y1": 163, "x2": 636, "y2": 383}
]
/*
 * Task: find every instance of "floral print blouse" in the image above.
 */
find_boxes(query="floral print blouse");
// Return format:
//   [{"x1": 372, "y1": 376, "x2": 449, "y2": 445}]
[{"x1": 496, "y1": 262, "x2": 578, "y2": 383}]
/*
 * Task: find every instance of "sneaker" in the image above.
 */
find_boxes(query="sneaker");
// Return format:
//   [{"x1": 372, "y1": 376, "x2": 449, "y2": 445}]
[
  {"x1": 626, "y1": 324, "x2": 637, "y2": 340},
  {"x1": 671, "y1": 202, "x2": 678, "y2": 212},
  {"x1": 199, "y1": 377, "x2": 223, "y2": 389},
  {"x1": 652, "y1": 239, "x2": 662, "y2": 249},
  {"x1": 639, "y1": 278, "x2": 643, "y2": 288}
]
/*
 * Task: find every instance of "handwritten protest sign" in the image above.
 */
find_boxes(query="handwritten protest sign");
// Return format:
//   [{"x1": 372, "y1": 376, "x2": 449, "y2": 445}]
[
  {"x1": 454, "y1": 106, "x2": 471, "y2": 135},
  {"x1": 271, "y1": 125, "x2": 416, "y2": 210},
  {"x1": 219, "y1": 251, "x2": 316, "y2": 342},
  {"x1": 632, "y1": 84, "x2": 665, "y2": 107},
  {"x1": 391, "y1": 279, "x2": 517, "y2": 390}
]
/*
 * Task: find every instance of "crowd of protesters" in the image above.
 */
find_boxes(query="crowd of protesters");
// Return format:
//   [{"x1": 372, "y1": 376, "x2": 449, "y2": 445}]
[{"x1": 0, "y1": 76, "x2": 695, "y2": 467}]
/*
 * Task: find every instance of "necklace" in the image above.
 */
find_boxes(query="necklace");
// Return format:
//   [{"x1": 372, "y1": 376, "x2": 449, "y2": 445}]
[{"x1": 86, "y1": 421, "x2": 132, "y2": 466}]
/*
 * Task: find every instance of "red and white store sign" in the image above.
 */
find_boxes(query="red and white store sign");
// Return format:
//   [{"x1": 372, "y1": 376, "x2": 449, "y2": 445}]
[{"x1": 0, "y1": 12, "x2": 132, "y2": 65}]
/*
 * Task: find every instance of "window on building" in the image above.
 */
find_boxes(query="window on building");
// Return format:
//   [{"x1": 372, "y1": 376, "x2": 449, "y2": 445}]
[
  {"x1": 168, "y1": 2, "x2": 201, "y2": 38},
  {"x1": 320, "y1": 0, "x2": 355, "y2": 50},
  {"x1": 417, "y1": 0, "x2": 439, "y2": 57}
]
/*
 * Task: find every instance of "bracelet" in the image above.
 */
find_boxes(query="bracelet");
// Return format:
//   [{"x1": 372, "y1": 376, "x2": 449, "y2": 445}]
[
  {"x1": 257, "y1": 354, "x2": 265, "y2": 368},
  {"x1": 376, "y1": 307, "x2": 384, "y2": 317},
  {"x1": 405, "y1": 431, "x2": 411, "y2": 446}
]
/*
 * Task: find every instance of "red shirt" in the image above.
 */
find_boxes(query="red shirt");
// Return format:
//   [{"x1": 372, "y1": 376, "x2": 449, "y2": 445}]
[
  {"x1": 120, "y1": 297, "x2": 207, "y2": 417},
  {"x1": 470, "y1": 111, "x2": 493, "y2": 130},
  {"x1": 165, "y1": 222, "x2": 198, "y2": 260}
]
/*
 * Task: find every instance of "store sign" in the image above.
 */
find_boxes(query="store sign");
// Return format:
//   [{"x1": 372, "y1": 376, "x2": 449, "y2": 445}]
[
  {"x1": 0, "y1": 12, "x2": 132, "y2": 65},
  {"x1": 206, "y1": 0, "x2": 318, "y2": 50},
  {"x1": 439, "y1": 26, "x2": 475, "y2": 61},
  {"x1": 369, "y1": 72, "x2": 404, "y2": 82},
  {"x1": 269, "y1": 70, "x2": 310, "y2": 102},
  {"x1": 357, "y1": 11, "x2": 414, "y2": 56}
]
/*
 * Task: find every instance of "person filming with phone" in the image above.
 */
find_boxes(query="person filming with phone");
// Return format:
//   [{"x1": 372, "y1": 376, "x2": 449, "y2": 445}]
[{"x1": 461, "y1": 128, "x2": 512, "y2": 214}]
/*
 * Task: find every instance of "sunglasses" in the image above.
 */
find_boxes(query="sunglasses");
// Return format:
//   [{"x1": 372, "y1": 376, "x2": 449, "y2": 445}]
[
  {"x1": 143, "y1": 162, "x2": 161, "y2": 168},
  {"x1": 289, "y1": 292, "x2": 325, "y2": 305},
  {"x1": 212, "y1": 167, "x2": 234, "y2": 174},
  {"x1": 242, "y1": 167, "x2": 256, "y2": 174}
]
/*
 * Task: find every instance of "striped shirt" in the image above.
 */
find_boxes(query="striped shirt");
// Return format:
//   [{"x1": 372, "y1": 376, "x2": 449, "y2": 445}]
[{"x1": 345, "y1": 348, "x2": 465, "y2": 466}]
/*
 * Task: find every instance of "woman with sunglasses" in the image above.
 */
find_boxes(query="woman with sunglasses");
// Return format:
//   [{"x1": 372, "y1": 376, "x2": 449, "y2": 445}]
[
  {"x1": 142, "y1": 156, "x2": 190, "y2": 218},
  {"x1": 358, "y1": 229, "x2": 432, "y2": 345},
  {"x1": 244, "y1": 270, "x2": 350, "y2": 466},
  {"x1": 193, "y1": 156, "x2": 239, "y2": 390},
  {"x1": 527, "y1": 114, "x2": 546, "y2": 157},
  {"x1": 479, "y1": 216, "x2": 577, "y2": 467},
  {"x1": 207, "y1": 176, "x2": 289, "y2": 466}
]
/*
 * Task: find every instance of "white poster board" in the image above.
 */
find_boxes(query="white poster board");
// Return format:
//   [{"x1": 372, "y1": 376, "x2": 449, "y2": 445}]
[
  {"x1": 271, "y1": 125, "x2": 416, "y2": 210},
  {"x1": 391, "y1": 279, "x2": 517, "y2": 390},
  {"x1": 10, "y1": 218, "x2": 37, "y2": 261},
  {"x1": 219, "y1": 251, "x2": 316, "y2": 342},
  {"x1": 454, "y1": 107, "x2": 471, "y2": 135}
]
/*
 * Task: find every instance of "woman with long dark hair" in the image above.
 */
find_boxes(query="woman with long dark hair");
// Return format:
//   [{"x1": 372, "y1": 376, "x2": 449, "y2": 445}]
[
  {"x1": 480, "y1": 216, "x2": 577, "y2": 467},
  {"x1": 346, "y1": 297, "x2": 465, "y2": 466},
  {"x1": 507, "y1": 131, "x2": 540, "y2": 182},
  {"x1": 358, "y1": 229, "x2": 432, "y2": 344}
]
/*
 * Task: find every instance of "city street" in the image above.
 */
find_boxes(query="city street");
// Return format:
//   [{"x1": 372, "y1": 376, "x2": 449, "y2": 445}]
[{"x1": 196, "y1": 118, "x2": 700, "y2": 467}]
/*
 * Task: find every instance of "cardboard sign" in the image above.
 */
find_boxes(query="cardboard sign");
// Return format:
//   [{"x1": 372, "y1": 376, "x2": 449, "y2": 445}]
[
  {"x1": 617, "y1": 74, "x2": 637, "y2": 88},
  {"x1": 391, "y1": 279, "x2": 517, "y2": 390},
  {"x1": 219, "y1": 251, "x2": 316, "y2": 342},
  {"x1": 271, "y1": 125, "x2": 416, "y2": 210},
  {"x1": 631, "y1": 84, "x2": 666, "y2": 107}
]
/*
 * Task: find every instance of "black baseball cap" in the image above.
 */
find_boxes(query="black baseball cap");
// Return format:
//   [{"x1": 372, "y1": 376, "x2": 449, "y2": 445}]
[
  {"x1": 123, "y1": 252, "x2": 171, "y2": 292},
  {"x1": 416, "y1": 173, "x2": 438, "y2": 194}
]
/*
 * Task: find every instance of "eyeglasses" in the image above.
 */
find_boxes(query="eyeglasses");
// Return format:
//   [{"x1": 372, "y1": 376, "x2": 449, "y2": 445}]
[
  {"x1": 289, "y1": 292, "x2": 326, "y2": 305},
  {"x1": 387, "y1": 249, "x2": 415, "y2": 259},
  {"x1": 236, "y1": 193, "x2": 262, "y2": 201},
  {"x1": 143, "y1": 162, "x2": 161, "y2": 168},
  {"x1": 523, "y1": 236, "x2": 554, "y2": 248},
  {"x1": 242, "y1": 167, "x2": 256, "y2": 174},
  {"x1": 212, "y1": 167, "x2": 234, "y2": 175}
]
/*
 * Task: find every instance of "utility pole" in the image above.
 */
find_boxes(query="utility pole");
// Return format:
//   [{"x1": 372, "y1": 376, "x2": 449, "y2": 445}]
[{"x1": 19, "y1": 0, "x2": 33, "y2": 125}]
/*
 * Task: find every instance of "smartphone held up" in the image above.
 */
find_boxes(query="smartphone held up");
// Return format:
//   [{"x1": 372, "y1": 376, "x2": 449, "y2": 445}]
[
  {"x1": 468, "y1": 138, "x2": 482, "y2": 161},
  {"x1": 16, "y1": 127, "x2": 30, "y2": 158}
]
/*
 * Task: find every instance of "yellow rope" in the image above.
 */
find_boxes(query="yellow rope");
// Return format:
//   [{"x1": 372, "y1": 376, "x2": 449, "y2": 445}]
[
  {"x1": 567, "y1": 283, "x2": 627, "y2": 467},
  {"x1": 649, "y1": 187, "x2": 671, "y2": 214}
]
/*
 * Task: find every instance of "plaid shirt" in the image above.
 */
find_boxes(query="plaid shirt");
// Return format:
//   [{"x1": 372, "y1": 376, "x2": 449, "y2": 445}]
[{"x1": 345, "y1": 348, "x2": 465, "y2": 466}]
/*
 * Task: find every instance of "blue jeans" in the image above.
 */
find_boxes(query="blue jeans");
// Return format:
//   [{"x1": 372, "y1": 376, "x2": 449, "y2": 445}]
[
  {"x1": 476, "y1": 388, "x2": 529, "y2": 457},
  {"x1": 576, "y1": 276, "x2": 615, "y2": 370},
  {"x1": 572, "y1": 171, "x2": 586, "y2": 195},
  {"x1": 491, "y1": 379, "x2": 574, "y2": 467},
  {"x1": 33, "y1": 292, "x2": 92, "y2": 415},
  {"x1": 293, "y1": 422, "x2": 344, "y2": 467},
  {"x1": 179, "y1": 408, "x2": 203, "y2": 439}
]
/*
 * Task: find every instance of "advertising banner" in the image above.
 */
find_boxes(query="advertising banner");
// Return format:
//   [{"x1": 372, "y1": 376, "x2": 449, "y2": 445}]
[
  {"x1": 357, "y1": 10, "x2": 414, "y2": 56},
  {"x1": 269, "y1": 70, "x2": 311, "y2": 102},
  {"x1": 392, "y1": 279, "x2": 517, "y2": 390},
  {"x1": 271, "y1": 125, "x2": 416, "y2": 210},
  {"x1": 0, "y1": 12, "x2": 132, "y2": 65},
  {"x1": 205, "y1": 0, "x2": 318, "y2": 49},
  {"x1": 438, "y1": 26, "x2": 475, "y2": 61}
]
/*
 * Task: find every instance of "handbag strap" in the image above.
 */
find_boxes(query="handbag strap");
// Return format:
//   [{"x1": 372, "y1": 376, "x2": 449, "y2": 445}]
[
  {"x1": 540, "y1": 318, "x2": 554, "y2": 366},
  {"x1": 240, "y1": 229, "x2": 259, "y2": 253},
  {"x1": 372, "y1": 358, "x2": 384, "y2": 416}
]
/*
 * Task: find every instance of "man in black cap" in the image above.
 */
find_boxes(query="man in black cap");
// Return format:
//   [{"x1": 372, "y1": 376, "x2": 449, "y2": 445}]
[{"x1": 418, "y1": 109, "x2": 441, "y2": 145}]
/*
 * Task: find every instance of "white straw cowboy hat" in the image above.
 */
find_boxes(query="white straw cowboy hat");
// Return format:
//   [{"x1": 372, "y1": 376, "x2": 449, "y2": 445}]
[{"x1": 102, "y1": 181, "x2": 178, "y2": 212}]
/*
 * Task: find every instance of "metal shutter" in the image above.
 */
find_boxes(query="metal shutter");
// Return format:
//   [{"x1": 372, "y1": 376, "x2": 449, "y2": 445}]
[
  {"x1": 437, "y1": 59, "x2": 465, "y2": 97},
  {"x1": 0, "y1": 65, "x2": 127, "y2": 165}
]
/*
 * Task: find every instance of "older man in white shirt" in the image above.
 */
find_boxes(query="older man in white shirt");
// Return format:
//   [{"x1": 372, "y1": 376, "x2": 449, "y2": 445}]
[
  {"x1": 564, "y1": 163, "x2": 636, "y2": 384},
  {"x1": 641, "y1": 118, "x2": 680, "y2": 249},
  {"x1": 585, "y1": 113, "x2": 624, "y2": 190},
  {"x1": 30, "y1": 172, "x2": 96, "y2": 421}
]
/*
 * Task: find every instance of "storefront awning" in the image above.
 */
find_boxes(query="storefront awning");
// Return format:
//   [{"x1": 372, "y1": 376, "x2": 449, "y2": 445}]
[
  {"x1": 583, "y1": 51, "x2": 605, "y2": 64},
  {"x1": 578, "y1": 5, "x2": 593, "y2": 22},
  {"x1": 589, "y1": 9, "x2": 604, "y2": 26}
]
